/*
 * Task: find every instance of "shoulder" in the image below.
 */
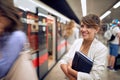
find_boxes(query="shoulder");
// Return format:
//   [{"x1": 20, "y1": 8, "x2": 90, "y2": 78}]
[
  {"x1": 71, "y1": 38, "x2": 83, "y2": 47},
  {"x1": 10, "y1": 31, "x2": 27, "y2": 43},
  {"x1": 67, "y1": 38, "x2": 82, "y2": 47},
  {"x1": 93, "y1": 39, "x2": 108, "y2": 51},
  {"x1": 74, "y1": 38, "x2": 83, "y2": 43},
  {"x1": 112, "y1": 26, "x2": 119, "y2": 30},
  {"x1": 112, "y1": 26, "x2": 120, "y2": 34},
  {"x1": 12, "y1": 31, "x2": 26, "y2": 37},
  {"x1": 92, "y1": 39, "x2": 108, "y2": 60}
]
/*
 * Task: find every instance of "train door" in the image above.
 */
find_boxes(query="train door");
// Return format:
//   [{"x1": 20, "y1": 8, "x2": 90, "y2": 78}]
[
  {"x1": 38, "y1": 16, "x2": 48, "y2": 79},
  {"x1": 46, "y1": 15, "x2": 56, "y2": 69},
  {"x1": 56, "y1": 21, "x2": 67, "y2": 60}
]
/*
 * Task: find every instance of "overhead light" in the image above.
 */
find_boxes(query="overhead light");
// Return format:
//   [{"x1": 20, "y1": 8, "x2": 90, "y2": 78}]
[
  {"x1": 100, "y1": 10, "x2": 111, "y2": 20},
  {"x1": 81, "y1": 0, "x2": 87, "y2": 16},
  {"x1": 38, "y1": 13, "x2": 47, "y2": 17},
  {"x1": 18, "y1": 6, "x2": 30, "y2": 11},
  {"x1": 113, "y1": 1, "x2": 120, "y2": 9},
  {"x1": 18, "y1": 6, "x2": 26, "y2": 11},
  {"x1": 25, "y1": 8, "x2": 30, "y2": 11}
]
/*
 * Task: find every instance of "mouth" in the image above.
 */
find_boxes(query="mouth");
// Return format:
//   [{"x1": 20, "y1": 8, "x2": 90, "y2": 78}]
[{"x1": 81, "y1": 32, "x2": 88, "y2": 37}]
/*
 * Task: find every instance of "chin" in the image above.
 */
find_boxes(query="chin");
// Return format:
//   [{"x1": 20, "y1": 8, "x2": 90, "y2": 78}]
[
  {"x1": 82, "y1": 35, "x2": 87, "y2": 38},
  {"x1": 82, "y1": 37, "x2": 88, "y2": 40}
]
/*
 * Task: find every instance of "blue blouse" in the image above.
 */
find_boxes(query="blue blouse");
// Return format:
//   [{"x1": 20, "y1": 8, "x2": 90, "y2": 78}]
[{"x1": 0, "y1": 31, "x2": 27, "y2": 78}]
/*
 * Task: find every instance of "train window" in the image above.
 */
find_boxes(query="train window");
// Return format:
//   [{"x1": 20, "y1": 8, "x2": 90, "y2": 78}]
[{"x1": 38, "y1": 25, "x2": 46, "y2": 50}]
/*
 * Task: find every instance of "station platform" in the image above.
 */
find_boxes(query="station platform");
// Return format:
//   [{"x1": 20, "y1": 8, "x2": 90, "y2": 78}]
[
  {"x1": 43, "y1": 54, "x2": 120, "y2": 80},
  {"x1": 43, "y1": 34, "x2": 120, "y2": 80}
]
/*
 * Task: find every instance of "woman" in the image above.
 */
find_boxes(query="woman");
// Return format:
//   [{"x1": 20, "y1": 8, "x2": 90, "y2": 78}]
[
  {"x1": 63, "y1": 20, "x2": 79, "y2": 50},
  {"x1": 60, "y1": 14, "x2": 108, "y2": 80},
  {"x1": 0, "y1": 0, "x2": 28, "y2": 78}
]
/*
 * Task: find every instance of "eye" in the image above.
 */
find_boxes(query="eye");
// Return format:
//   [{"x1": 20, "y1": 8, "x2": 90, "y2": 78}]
[
  {"x1": 87, "y1": 25, "x2": 92, "y2": 28},
  {"x1": 81, "y1": 25, "x2": 84, "y2": 28}
]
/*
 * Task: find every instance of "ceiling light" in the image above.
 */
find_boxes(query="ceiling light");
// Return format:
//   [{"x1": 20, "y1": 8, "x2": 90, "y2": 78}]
[
  {"x1": 38, "y1": 13, "x2": 47, "y2": 17},
  {"x1": 100, "y1": 10, "x2": 111, "y2": 20},
  {"x1": 18, "y1": 6, "x2": 26, "y2": 11},
  {"x1": 81, "y1": 0, "x2": 87, "y2": 16},
  {"x1": 113, "y1": 1, "x2": 120, "y2": 9}
]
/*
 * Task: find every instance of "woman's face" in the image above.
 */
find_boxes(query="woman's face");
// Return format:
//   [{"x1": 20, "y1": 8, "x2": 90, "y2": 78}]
[
  {"x1": 0, "y1": 16, "x2": 11, "y2": 35},
  {"x1": 80, "y1": 22, "x2": 99, "y2": 40}
]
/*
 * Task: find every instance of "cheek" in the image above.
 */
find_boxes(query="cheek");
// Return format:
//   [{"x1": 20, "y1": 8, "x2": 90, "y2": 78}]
[
  {"x1": 4, "y1": 20, "x2": 11, "y2": 27},
  {"x1": 0, "y1": 17, "x2": 12, "y2": 28},
  {"x1": 91, "y1": 32, "x2": 95, "y2": 36},
  {"x1": 0, "y1": 23, "x2": 8, "y2": 33},
  {"x1": 0, "y1": 23, "x2": 5, "y2": 31},
  {"x1": 86, "y1": 29, "x2": 95, "y2": 36},
  {"x1": 90, "y1": 30, "x2": 96, "y2": 37},
  {"x1": 0, "y1": 28, "x2": 4, "y2": 35},
  {"x1": 0, "y1": 29, "x2": 3, "y2": 33}
]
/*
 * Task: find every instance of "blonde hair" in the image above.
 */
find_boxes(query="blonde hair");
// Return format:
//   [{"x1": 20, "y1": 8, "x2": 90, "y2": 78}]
[{"x1": 64, "y1": 20, "x2": 75, "y2": 38}]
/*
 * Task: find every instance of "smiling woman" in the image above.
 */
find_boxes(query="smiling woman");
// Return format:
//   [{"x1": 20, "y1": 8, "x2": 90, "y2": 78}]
[{"x1": 60, "y1": 14, "x2": 108, "y2": 80}]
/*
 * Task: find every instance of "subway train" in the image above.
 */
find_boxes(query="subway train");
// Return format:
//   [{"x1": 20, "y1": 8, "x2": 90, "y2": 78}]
[
  {"x1": 14, "y1": 0, "x2": 77, "y2": 79},
  {"x1": 14, "y1": 0, "x2": 120, "y2": 80}
]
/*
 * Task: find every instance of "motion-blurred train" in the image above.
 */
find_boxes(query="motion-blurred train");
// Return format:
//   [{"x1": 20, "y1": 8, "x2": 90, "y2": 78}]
[{"x1": 14, "y1": 0, "x2": 80, "y2": 79}]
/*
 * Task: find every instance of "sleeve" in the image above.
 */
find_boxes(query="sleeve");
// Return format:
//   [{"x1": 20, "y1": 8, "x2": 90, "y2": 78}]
[
  {"x1": 0, "y1": 31, "x2": 28, "y2": 77},
  {"x1": 77, "y1": 47, "x2": 108, "y2": 80},
  {"x1": 59, "y1": 40, "x2": 79, "y2": 64},
  {"x1": 19, "y1": 32, "x2": 29, "y2": 50},
  {"x1": 112, "y1": 26, "x2": 120, "y2": 36},
  {"x1": 6, "y1": 31, "x2": 28, "y2": 59}
]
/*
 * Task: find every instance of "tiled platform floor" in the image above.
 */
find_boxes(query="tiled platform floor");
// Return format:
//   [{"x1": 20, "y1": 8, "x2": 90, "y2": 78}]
[{"x1": 43, "y1": 61, "x2": 120, "y2": 80}]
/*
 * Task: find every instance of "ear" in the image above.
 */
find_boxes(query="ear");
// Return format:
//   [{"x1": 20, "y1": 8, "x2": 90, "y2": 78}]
[{"x1": 95, "y1": 27, "x2": 100, "y2": 33}]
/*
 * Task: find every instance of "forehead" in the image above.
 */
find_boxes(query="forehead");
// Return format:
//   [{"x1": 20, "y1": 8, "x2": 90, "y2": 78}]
[{"x1": 80, "y1": 22, "x2": 86, "y2": 25}]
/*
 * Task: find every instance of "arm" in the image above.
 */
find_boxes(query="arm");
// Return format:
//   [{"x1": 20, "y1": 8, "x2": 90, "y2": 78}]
[
  {"x1": 116, "y1": 27, "x2": 120, "y2": 44},
  {"x1": 0, "y1": 31, "x2": 27, "y2": 77},
  {"x1": 60, "y1": 64, "x2": 76, "y2": 80},
  {"x1": 59, "y1": 39, "x2": 80, "y2": 64},
  {"x1": 67, "y1": 62, "x2": 77, "y2": 79},
  {"x1": 0, "y1": 31, "x2": 27, "y2": 62},
  {"x1": 59, "y1": 40, "x2": 80, "y2": 80},
  {"x1": 117, "y1": 32, "x2": 120, "y2": 45},
  {"x1": 113, "y1": 26, "x2": 120, "y2": 44},
  {"x1": 60, "y1": 52, "x2": 77, "y2": 80},
  {"x1": 112, "y1": 26, "x2": 120, "y2": 37},
  {"x1": 117, "y1": 31, "x2": 120, "y2": 37}
]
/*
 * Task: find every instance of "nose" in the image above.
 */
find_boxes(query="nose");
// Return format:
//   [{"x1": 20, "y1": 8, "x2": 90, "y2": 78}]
[{"x1": 80, "y1": 27, "x2": 87, "y2": 32}]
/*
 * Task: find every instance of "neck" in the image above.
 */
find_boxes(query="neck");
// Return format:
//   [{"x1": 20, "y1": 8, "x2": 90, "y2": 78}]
[
  {"x1": 80, "y1": 39, "x2": 94, "y2": 55},
  {"x1": 83, "y1": 39, "x2": 94, "y2": 45}
]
